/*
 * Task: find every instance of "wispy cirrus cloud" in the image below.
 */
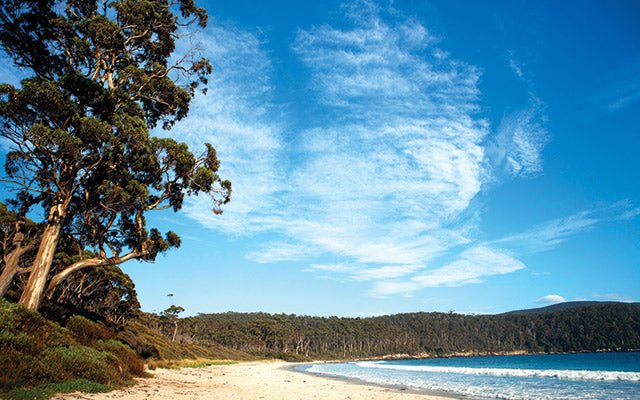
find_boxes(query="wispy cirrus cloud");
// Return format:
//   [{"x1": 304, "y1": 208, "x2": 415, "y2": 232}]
[
  {"x1": 170, "y1": 22, "x2": 287, "y2": 235},
  {"x1": 618, "y1": 207, "x2": 640, "y2": 221},
  {"x1": 494, "y1": 47, "x2": 549, "y2": 180},
  {"x1": 284, "y1": 3, "x2": 488, "y2": 269},
  {"x1": 600, "y1": 66, "x2": 640, "y2": 112},
  {"x1": 492, "y1": 202, "x2": 640, "y2": 254},
  {"x1": 172, "y1": 2, "x2": 555, "y2": 296},
  {"x1": 488, "y1": 100, "x2": 549, "y2": 178},
  {"x1": 592, "y1": 293, "x2": 637, "y2": 303},
  {"x1": 371, "y1": 247, "x2": 524, "y2": 296},
  {"x1": 305, "y1": 263, "x2": 426, "y2": 281},
  {"x1": 494, "y1": 211, "x2": 598, "y2": 253},
  {"x1": 304, "y1": 246, "x2": 524, "y2": 297},
  {"x1": 247, "y1": 242, "x2": 318, "y2": 264}
]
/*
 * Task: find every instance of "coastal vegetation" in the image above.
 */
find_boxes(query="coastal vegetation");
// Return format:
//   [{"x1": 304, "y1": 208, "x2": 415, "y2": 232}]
[
  {"x1": 0, "y1": 298, "x2": 256, "y2": 398},
  {"x1": 0, "y1": 300, "x2": 143, "y2": 398},
  {"x1": 174, "y1": 303, "x2": 640, "y2": 360}
]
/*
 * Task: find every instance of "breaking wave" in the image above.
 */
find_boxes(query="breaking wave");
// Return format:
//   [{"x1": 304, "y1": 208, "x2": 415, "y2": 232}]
[{"x1": 355, "y1": 361, "x2": 640, "y2": 382}]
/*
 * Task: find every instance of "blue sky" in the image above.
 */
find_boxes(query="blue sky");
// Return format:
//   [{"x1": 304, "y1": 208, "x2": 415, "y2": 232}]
[{"x1": 2, "y1": 0, "x2": 639, "y2": 316}]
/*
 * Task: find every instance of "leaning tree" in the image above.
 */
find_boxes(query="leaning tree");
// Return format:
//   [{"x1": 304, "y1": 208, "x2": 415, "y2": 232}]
[
  {"x1": 0, "y1": 202, "x2": 39, "y2": 298},
  {"x1": 0, "y1": 0, "x2": 230, "y2": 310}
]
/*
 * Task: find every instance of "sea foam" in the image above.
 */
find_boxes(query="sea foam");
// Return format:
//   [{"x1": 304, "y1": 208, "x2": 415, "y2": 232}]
[{"x1": 355, "y1": 360, "x2": 640, "y2": 382}]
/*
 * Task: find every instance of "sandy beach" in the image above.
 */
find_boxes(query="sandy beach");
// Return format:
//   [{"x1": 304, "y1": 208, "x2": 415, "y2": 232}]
[{"x1": 52, "y1": 361, "x2": 458, "y2": 400}]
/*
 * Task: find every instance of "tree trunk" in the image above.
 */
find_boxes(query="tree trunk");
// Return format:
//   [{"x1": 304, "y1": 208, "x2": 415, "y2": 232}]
[
  {"x1": 18, "y1": 204, "x2": 67, "y2": 310},
  {"x1": 0, "y1": 223, "x2": 32, "y2": 298},
  {"x1": 172, "y1": 321, "x2": 178, "y2": 342},
  {"x1": 45, "y1": 250, "x2": 142, "y2": 295},
  {"x1": 0, "y1": 249, "x2": 32, "y2": 299},
  {"x1": 45, "y1": 258, "x2": 103, "y2": 295},
  {"x1": 0, "y1": 257, "x2": 18, "y2": 298}
]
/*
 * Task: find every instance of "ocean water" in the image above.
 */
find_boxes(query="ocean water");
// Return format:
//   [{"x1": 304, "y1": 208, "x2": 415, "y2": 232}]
[{"x1": 301, "y1": 352, "x2": 640, "y2": 400}]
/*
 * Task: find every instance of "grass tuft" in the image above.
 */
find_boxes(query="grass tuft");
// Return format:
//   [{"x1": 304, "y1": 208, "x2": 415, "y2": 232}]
[
  {"x1": 5, "y1": 378, "x2": 109, "y2": 400},
  {"x1": 146, "y1": 358, "x2": 238, "y2": 370}
]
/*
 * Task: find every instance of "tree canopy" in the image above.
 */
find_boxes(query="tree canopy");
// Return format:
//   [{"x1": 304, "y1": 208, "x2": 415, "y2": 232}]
[
  {"x1": 0, "y1": 0, "x2": 230, "y2": 310},
  {"x1": 172, "y1": 303, "x2": 640, "y2": 359}
]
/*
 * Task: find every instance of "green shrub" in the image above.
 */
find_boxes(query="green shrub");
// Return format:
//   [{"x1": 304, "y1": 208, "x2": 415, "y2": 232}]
[
  {"x1": 0, "y1": 301, "x2": 74, "y2": 389},
  {"x1": 5, "y1": 378, "x2": 109, "y2": 400},
  {"x1": 42, "y1": 345, "x2": 121, "y2": 385},
  {"x1": 96, "y1": 339, "x2": 146, "y2": 377},
  {"x1": 0, "y1": 301, "x2": 70, "y2": 356},
  {"x1": 65, "y1": 315, "x2": 113, "y2": 345},
  {"x1": 0, "y1": 300, "x2": 144, "y2": 396}
]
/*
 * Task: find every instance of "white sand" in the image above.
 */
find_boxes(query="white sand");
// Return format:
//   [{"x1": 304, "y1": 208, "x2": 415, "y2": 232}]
[{"x1": 52, "y1": 361, "x2": 459, "y2": 399}]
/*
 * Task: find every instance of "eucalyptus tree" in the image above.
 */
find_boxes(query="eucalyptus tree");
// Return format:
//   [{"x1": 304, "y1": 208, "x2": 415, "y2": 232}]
[
  {"x1": 49, "y1": 264, "x2": 141, "y2": 325},
  {"x1": 161, "y1": 304, "x2": 184, "y2": 342},
  {"x1": 0, "y1": 0, "x2": 230, "y2": 310},
  {"x1": 0, "y1": 203, "x2": 39, "y2": 298}
]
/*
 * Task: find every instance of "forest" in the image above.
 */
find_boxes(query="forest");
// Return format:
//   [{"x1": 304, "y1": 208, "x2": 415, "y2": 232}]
[{"x1": 172, "y1": 303, "x2": 640, "y2": 360}]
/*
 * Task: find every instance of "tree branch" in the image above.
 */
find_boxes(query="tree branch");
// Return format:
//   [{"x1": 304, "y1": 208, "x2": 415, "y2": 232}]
[{"x1": 45, "y1": 250, "x2": 144, "y2": 294}]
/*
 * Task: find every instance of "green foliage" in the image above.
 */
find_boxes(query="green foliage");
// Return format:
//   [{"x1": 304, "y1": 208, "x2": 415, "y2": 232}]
[
  {"x1": 47, "y1": 265, "x2": 141, "y2": 325},
  {"x1": 177, "y1": 303, "x2": 640, "y2": 359},
  {"x1": 161, "y1": 305, "x2": 185, "y2": 319},
  {"x1": 0, "y1": 300, "x2": 255, "y2": 398},
  {"x1": 41, "y1": 345, "x2": 121, "y2": 385},
  {"x1": 95, "y1": 340, "x2": 146, "y2": 377},
  {"x1": 117, "y1": 317, "x2": 256, "y2": 362},
  {"x1": 65, "y1": 316, "x2": 113, "y2": 346},
  {"x1": 147, "y1": 358, "x2": 238, "y2": 370},
  {"x1": 0, "y1": 300, "x2": 145, "y2": 396},
  {"x1": 0, "y1": 0, "x2": 230, "y2": 310},
  {"x1": 5, "y1": 379, "x2": 109, "y2": 400}
]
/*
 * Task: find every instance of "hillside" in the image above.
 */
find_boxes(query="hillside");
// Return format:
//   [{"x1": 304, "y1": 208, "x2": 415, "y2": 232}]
[
  {"x1": 176, "y1": 302, "x2": 640, "y2": 360},
  {"x1": 501, "y1": 301, "x2": 640, "y2": 316}
]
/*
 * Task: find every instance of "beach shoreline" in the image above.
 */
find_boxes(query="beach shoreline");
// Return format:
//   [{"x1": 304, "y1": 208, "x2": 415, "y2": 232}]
[
  {"x1": 290, "y1": 362, "x2": 467, "y2": 400},
  {"x1": 51, "y1": 361, "x2": 462, "y2": 400}
]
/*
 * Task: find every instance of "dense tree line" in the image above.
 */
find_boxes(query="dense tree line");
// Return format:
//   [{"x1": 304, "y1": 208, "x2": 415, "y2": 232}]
[{"x1": 171, "y1": 303, "x2": 640, "y2": 359}]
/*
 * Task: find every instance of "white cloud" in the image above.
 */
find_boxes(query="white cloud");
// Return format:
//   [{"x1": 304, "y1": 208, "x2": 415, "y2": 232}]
[
  {"x1": 592, "y1": 293, "x2": 637, "y2": 303},
  {"x1": 247, "y1": 242, "x2": 317, "y2": 264},
  {"x1": 508, "y1": 58, "x2": 524, "y2": 78},
  {"x1": 536, "y1": 294, "x2": 566, "y2": 304},
  {"x1": 282, "y1": 5, "x2": 488, "y2": 270},
  {"x1": 586, "y1": 63, "x2": 640, "y2": 114},
  {"x1": 168, "y1": 22, "x2": 286, "y2": 235},
  {"x1": 489, "y1": 103, "x2": 549, "y2": 177},
  {"x1": 173, "y1": 3, "x2": 544, "y2": 296},
  {"x1": 618, "y1": 207, "x2": 640, "y2": 221},
  {"x1": 494, "y1": 211, "x2": 598, "y2": 253},
  {"x1": 305, "y1": 263, "x2": 356, "y2": 273},
  {"x1": 352, "y1": 264, "x2": 426, "y2": 281},
  {"x1": 371, "y1": 246, "x2": 524, "y2": 296},
  {"x1": 307, "y1": 262, "x2": 426, "y2": 281},
  {"x1": 605, "y1": 69, "x2": 640, "y2": 112},
  {"x1": 507, "y1": 51, "x2": 524, "y2": 78}
]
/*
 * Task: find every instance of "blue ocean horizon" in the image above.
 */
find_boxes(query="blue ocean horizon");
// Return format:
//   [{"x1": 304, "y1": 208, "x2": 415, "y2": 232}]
[{"x1": 300, "y1": 352, "x2": 640, "y2": 400}]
